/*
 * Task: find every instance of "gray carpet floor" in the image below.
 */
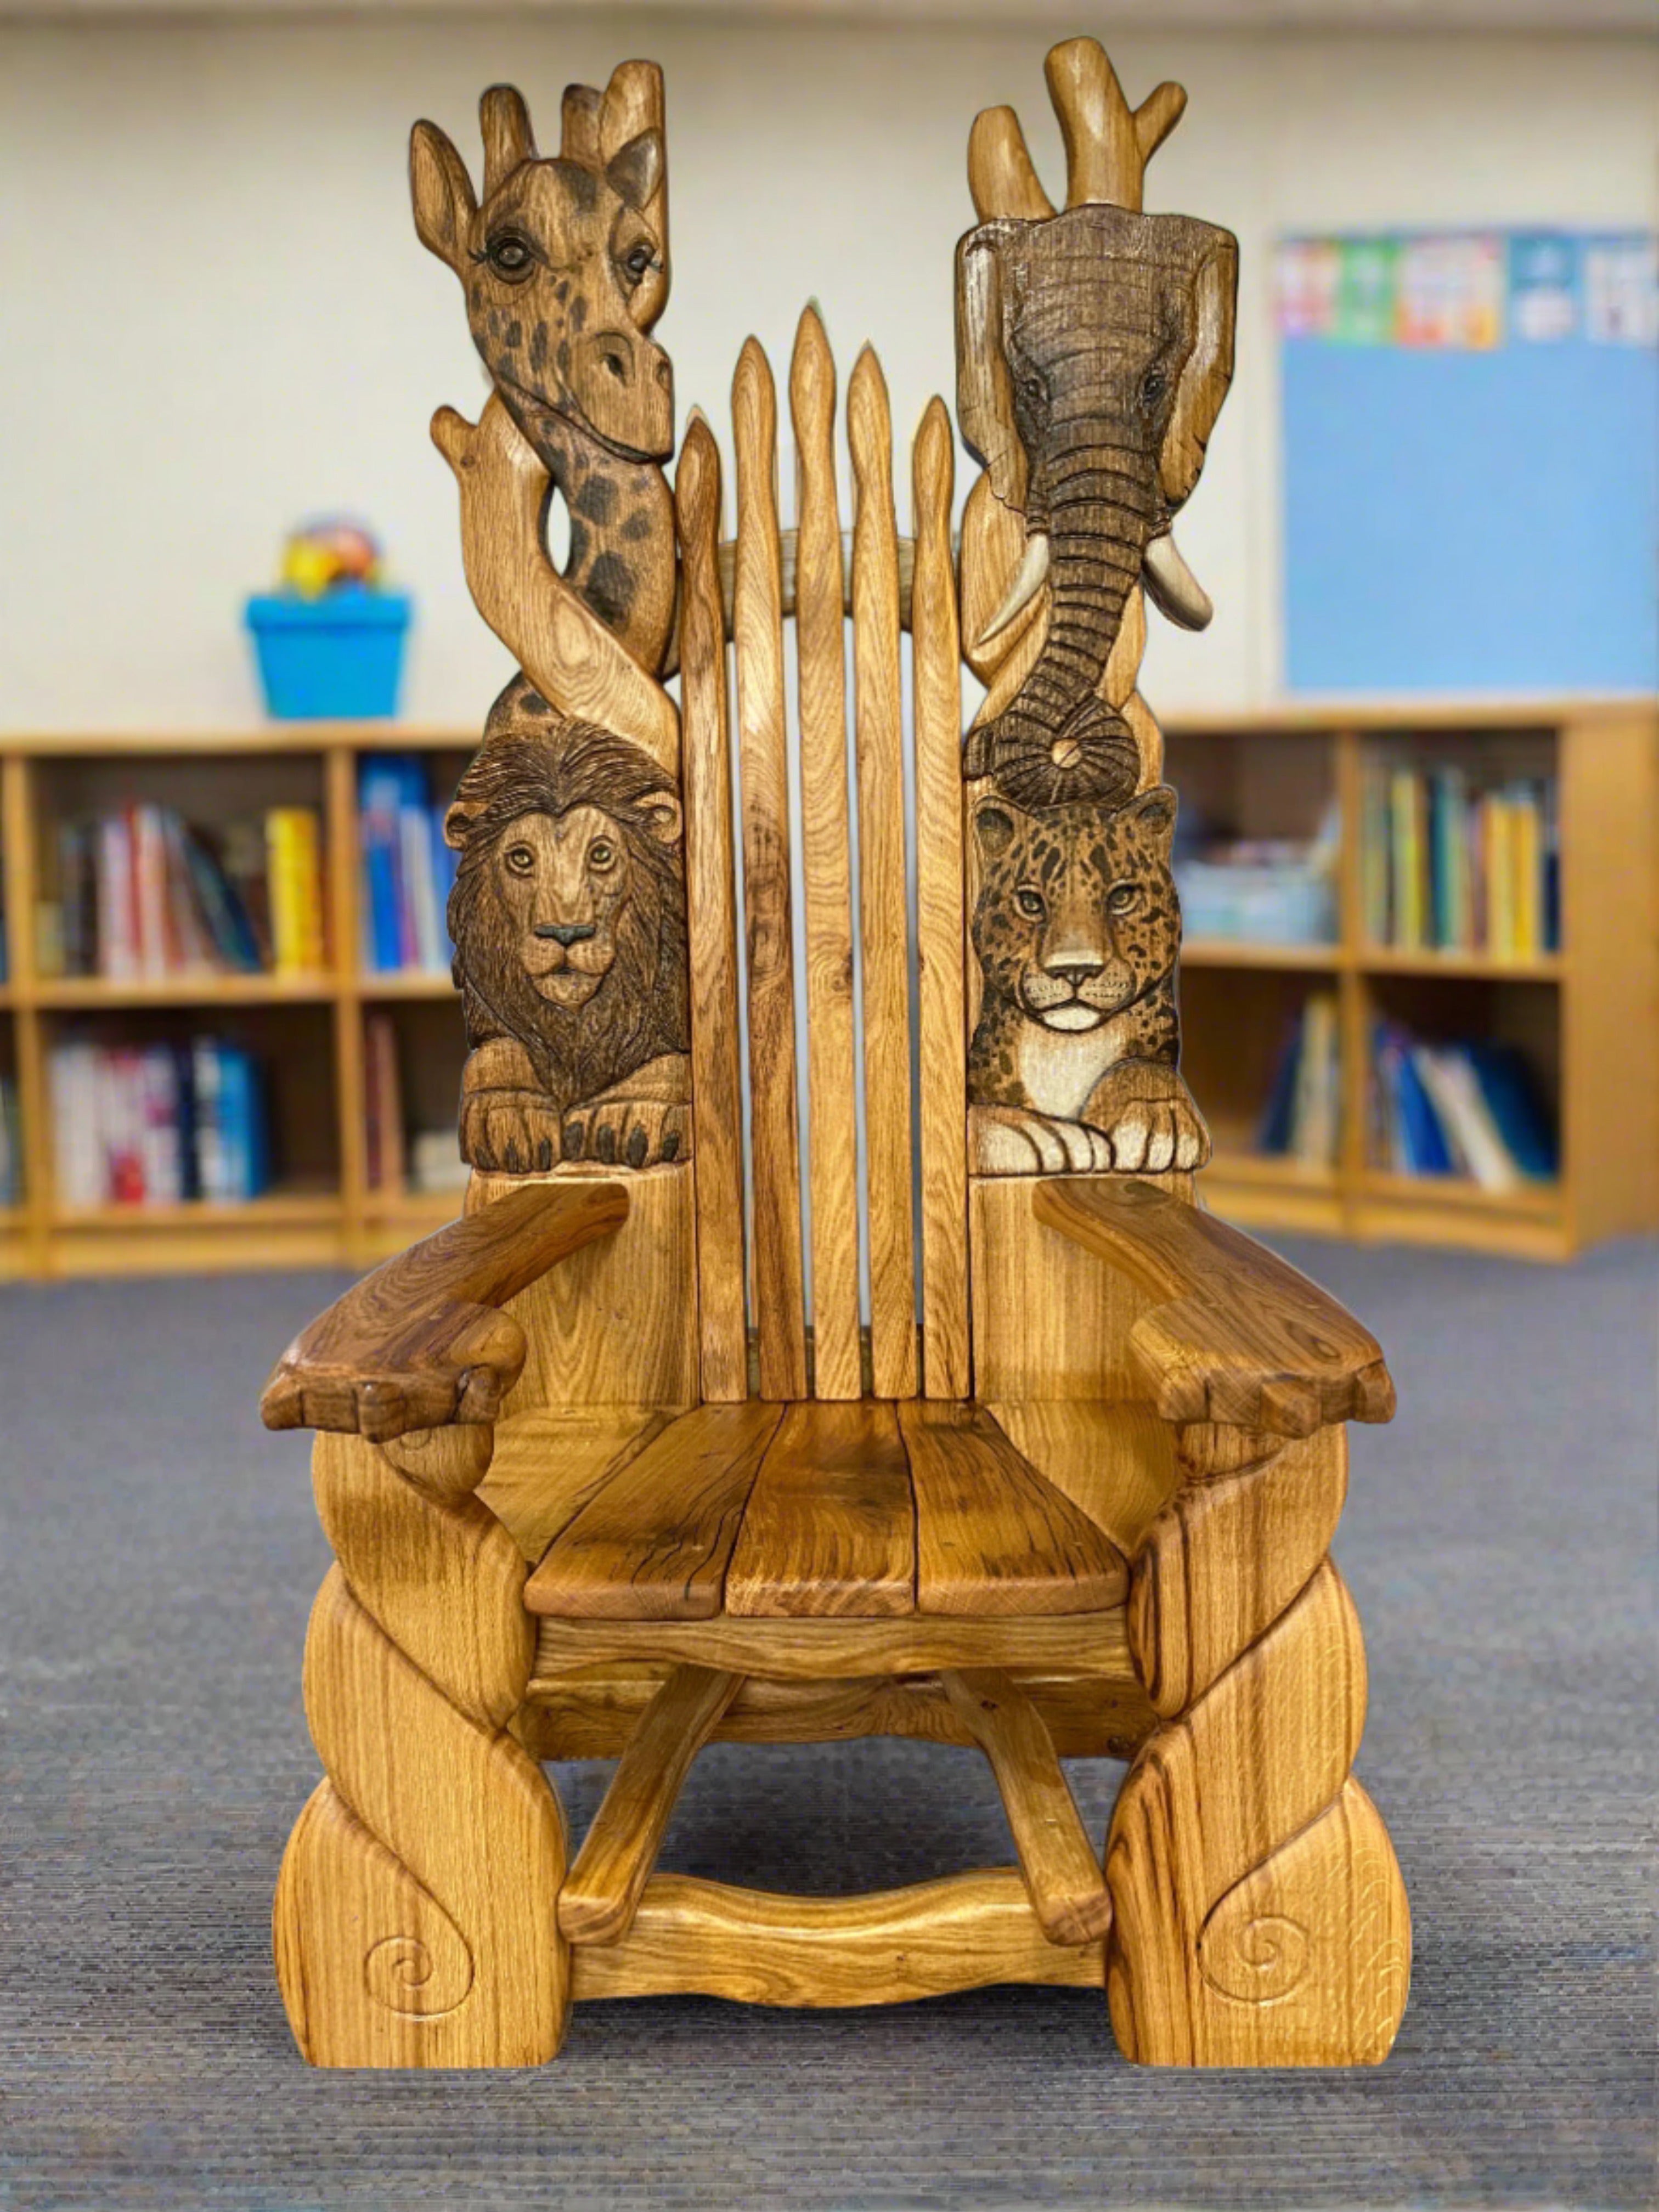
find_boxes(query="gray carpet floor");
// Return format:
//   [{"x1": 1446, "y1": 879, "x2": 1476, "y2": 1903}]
[{"x1": 1, "y1": 1234, "x2": 1654, "y2": 2211}]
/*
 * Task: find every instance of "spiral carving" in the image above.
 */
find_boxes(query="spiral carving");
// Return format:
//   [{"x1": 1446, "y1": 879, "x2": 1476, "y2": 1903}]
[
  {"x1": 273, "y1": 1428, "x2": 568, "y2": 2068},
  {"x1": 1105, "y1": 1421, "x2": 1410, "y2": 2066}
]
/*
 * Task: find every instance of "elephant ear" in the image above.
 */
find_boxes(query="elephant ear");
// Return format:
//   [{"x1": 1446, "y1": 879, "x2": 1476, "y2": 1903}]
[
  {"x1": 1159, "y1": 228, "x2": 1239, "y2": 510},
  {"x1": 955, "y1": 228, "x2": 1029, "y2": 515}
]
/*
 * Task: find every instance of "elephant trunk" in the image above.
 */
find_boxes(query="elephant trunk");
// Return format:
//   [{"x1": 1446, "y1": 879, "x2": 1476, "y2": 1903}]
[{"x1": 964, "y1": 433, "x2": 1160, "y2": 812}]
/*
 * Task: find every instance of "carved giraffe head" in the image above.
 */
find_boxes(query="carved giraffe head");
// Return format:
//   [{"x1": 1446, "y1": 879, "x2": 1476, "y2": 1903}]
[{"x1": 410, "y1": 66, "x2": 673, "y2": 461}]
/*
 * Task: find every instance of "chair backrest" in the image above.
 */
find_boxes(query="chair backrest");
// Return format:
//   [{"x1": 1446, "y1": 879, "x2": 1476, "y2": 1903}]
[{"x1": 675, "y1": 311, "x2": 969, "y2": 1410}]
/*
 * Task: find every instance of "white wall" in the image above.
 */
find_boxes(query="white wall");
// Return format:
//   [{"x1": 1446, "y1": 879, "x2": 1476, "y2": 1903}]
[{"x1": 1, "y1": 9, "x2": 1654, "y2": 732}]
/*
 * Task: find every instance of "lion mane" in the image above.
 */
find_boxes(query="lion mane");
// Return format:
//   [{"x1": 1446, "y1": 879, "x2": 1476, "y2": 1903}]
[{"x1": 445, "y1": 698, "x2": 689, "y2": 1115}]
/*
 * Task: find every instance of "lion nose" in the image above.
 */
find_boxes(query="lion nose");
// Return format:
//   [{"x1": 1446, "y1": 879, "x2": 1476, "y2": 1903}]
[{"x1": 534, "y1": 922, "x2": 596, "y2": 947}]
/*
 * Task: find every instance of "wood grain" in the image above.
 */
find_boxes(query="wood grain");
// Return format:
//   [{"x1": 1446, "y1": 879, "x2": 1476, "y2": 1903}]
[
  {"x1": 1032, "y1": 1176, "x2": 1397, "y2": 1436},
  {"x1": 1043, "y1": 36, "x2": 1186, "y2": 213},
  {"x1": 848, "y1": 346, "x2": 919, "y2": 1400},
  {"x1": 471, "y1": 1165, "x2": 697, "y2": 1414},
  {"x1": 558, "y1": 1664, "x2": 742, "y2": 1944},
  {"x1": 531, "y1": 1606, "x2": 1135, "y2": 1685},
  {"x1": 526, "y1": 1401, "x2": 782, "y2": 1618},
  {"x1": 789, "y1": 306, "x2": 862, "y2": 1402},
  {"x1": 732, "y1": 337, "x2": 808, "y2": 1399},
  {"x1": 899, "y1": 1400, "x2": 1127, "y2": 1617},
  {"x1": 477, "y1": 1405, "x2": 672, "y2": 1562},
  {"x1": 260, "y1": 1181, "x2": 628, "y2": 1439},
  {"x1": 674, "y1": 416, "x2": 749, "y2": 1400},
  {"x1": 941, "y1": 1669, "x2": 1112, "y2": 1945},
  {"x1": 520, "y1": 1665, "x2": 1156, "y2": 1763},
  {"x1": 984, "y1": 1398, "x2": 1179, "y2": 1556},
  {"x1": 431, "y1": 396, "x2": 679, "y2": 772},
  {"x1": 911, "y1": 397, "x2": 971, "y2": 1400},
  {"x1": 569, "y1": 1869, "x2": 1103, "y2": 2007},
  {"x1": 724, "y1": 1400, "x2": 915, "y2": 1618}
]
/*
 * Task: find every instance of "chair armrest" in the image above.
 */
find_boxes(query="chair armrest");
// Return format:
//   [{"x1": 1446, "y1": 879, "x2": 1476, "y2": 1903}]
[
  {"x1": 1032, "y1": 1176, "x2": 1395, "y2": 1438},
  {"x1": 259, "y1": 1180, "x2": 629, "y2": 1441}
]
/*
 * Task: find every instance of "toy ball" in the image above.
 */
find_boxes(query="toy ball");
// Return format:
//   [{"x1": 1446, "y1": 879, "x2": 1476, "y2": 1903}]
[{"x1": 281, "y1": 516, "x2": 384, "y2": 599}]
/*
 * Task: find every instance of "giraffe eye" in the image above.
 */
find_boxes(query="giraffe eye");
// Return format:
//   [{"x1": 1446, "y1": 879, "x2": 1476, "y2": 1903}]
[
  {"x1": 1108, "y1": 883, "x2": 1140, "y2": 913},
  {"x1": 487, "y1": 232, "x2": 533, "y2": 278},
  {"x1": 504, "y1": 844, "x2": 536, "y2": 877},
  {"x1": 1015, "y1": 887, "x2": 1045, "y2": 919},
  {"x1": 622, "y1": 242, "x2": 654, "y2": 285}
]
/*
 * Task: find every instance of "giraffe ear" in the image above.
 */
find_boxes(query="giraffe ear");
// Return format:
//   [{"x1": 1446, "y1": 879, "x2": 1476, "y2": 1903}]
[
  {"x1": 410, "y1": 120, "x2": 477, "y2": 276},
  {"x1": 606, "y1": 129, "x2": 663, "y2": 213}
]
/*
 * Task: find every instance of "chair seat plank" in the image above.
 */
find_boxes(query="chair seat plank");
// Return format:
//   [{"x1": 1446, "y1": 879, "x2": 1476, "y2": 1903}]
[
  {"x1": 724, "y1": 1400, "x2": 916, "y2": 1618},
  {"x1": 526, "y1": 1402, "x2": 783, "y2": 1619},
  {"x1": 899, "y1": 1400, "x2": 1128, "y2": 1617},
  {"x1": 478, "y1": 1405, "x2": 674, "y2": 1562},
  {"x1": 983, "y1": 1399, "x2": 1179, "y2": 1557},
  {"x1": 940, "y1": 1668, "x2": 1113, "y2": 1946},
  {"x1": 558, "y1": 1664, "x2": 743, "y2": 1946}
]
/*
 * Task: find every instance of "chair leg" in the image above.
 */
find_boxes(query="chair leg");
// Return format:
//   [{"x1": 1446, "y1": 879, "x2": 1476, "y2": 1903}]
[
  {"x1": 274, "y1": 1430, "x2": 568, "y2": 2068},
  {"x1": 1104, "y1": 1422, "x2": 1411, "y2": 2067}
]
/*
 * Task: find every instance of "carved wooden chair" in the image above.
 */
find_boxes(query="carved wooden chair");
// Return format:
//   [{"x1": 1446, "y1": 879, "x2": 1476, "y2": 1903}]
[{"x1": 262, "y1": 37, "x2": 1410, "y2": 2069}]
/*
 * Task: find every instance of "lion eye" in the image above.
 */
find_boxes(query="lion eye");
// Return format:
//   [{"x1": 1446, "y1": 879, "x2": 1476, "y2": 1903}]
[
  {"x1": 588, "y1": 840, "x2": 616, "y2": 871},
  {"x1": 487, "y1": 232, "x2": 534, "y2": 278},
  {"x1": 1015, "y1": 887, "x2": 1045, "y2": 919},
  {"x1": 1108, "y1": 883, "x2": 1139, "y2": 913},
  {"x1": 504, "y1": 844, "x2": 536, "y2": 877}
]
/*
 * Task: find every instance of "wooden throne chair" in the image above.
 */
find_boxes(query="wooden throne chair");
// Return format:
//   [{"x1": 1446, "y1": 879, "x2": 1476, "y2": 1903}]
[{"x1": 262, "y1": 37, "x2": 1410, "y2": 2068}]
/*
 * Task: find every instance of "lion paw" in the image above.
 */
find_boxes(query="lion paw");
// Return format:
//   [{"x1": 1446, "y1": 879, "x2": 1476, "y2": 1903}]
[
  {"x1": 561, "y1": 1096, "x2": 691, "y2": 1170},
  {"x1": 1084, "y1": 1068, "x2": 1211, "y2": 1174},
  {"x1": 969, "y1": 1104, "x2": 1115, "y2": 1176},
  {"x1": 459, "y1": 1088, "x2": 566, "y2": 1176}
]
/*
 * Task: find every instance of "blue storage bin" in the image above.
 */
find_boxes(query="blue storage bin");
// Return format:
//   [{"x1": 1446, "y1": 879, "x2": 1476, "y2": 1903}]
[{"x1": 245, "y1": 589, "x2": 411, "y2": 720}]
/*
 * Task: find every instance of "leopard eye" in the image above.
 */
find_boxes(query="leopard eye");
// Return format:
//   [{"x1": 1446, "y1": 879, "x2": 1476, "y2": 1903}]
[
  {"x1": 487, "y1": 232, "x2": 534, "y2": 279},
  {"x1": 1015, "y1": 887, "x2": 1045, "y2": 919},
  {"x1": 588, "y1": 839, "x2": 617, "y2": 871},
  {"x1": 504, "y1": 844, "x2": 536, "y2": 877},
  {"x1": 1108, "y1": 883, "x2": 1140, "y2": 914}
]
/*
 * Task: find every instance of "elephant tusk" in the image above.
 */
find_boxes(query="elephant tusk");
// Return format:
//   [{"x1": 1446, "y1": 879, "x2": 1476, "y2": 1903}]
[
  {"x1": 1142, "y1": 530, "x2": 1213, "y2": 631},
  {"x1": 973, "y1": 529, "x2": 1051, "y2": 654}
]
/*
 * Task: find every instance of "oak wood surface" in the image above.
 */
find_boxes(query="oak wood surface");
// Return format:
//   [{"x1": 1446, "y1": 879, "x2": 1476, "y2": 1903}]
[
  {"x1": 941, "y1": 1669, "x2": 1113, "y2": 1945},
  {"x1": 674, "y1": 417, "x2": 749, "y2": 1401},
  {"x1": 899, "y1": 1400, "x2": 1128, "y2": 1616},
  {"x1": 732, "y1": 337, "x2": 808, "y2": 1400},
  {"x1": 1033, "y1": 1176, "x2": 1396, "y2": 1435},
  {"x1": 569, "y1": 1870, "x2": 1104, "y2": 2007},
  {"x1": 471, "y1": 1165, "x2": 698, "y2": 1414},
  {"x1": 518, "y1": 1664, "x2": 1156, "y2": 1763},
  {"x1": 476, "y1": 1404, "x2": 672, "y2": 1562},
  {"x1": 790, "y1": 306, "x2": 863, "y2": 1403},
  {"x1": 530, "y1": 1606, "x2": 1135, "y2": 1684},
  {"x1": 911, "y1": 397, "x2": 972, "y2": 1400},
  {"x1": 431, "y1": 396, "x2": 680, "y2": 773},
  {"x1": 261, "y1": 1181, "x2": 628, "y2": 1439},
  {"x1": 558, "y1": 1664, "x2": 742, "y2": 1945},
  {"x1": 984, "y1": 1398, "x2": 1178, "y2": 1556},
  {"x1": 526, "y1": 1401, "x2": 782, "y2": 1618},
  {"x1": 848, "y1": 347, "x2": 919, "y2": 1401},
  {"x1": 724, "y1": 1399, "x2": 915, "y2": 1618}
]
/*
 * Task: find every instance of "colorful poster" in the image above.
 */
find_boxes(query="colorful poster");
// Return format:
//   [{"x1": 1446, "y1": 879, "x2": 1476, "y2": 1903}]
[
  {"x1": 1275, "y1": 239, "x2": 1341, "y2": 338},
  {"x1": 1396, "y1": 234, "x2": 1504, "y2": 349},
  {"x1": 1508, "y1": 233, "x2": 1579, "y2": 343},
  {"x1": 1333, "y1": 238, "x2": 1399, "y2": 345},
  {"x1": 1583, "y1": 235, "x2": 1659, "y2": 345}
]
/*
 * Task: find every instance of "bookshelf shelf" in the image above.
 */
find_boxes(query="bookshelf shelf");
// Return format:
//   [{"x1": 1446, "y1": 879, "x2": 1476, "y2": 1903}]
[
  {"x1": 1357, "y1": 947, "x2": 1564, "y2": 983},
  {"x1": 1182, "y1": 940, "x2": 1341, "y2": 971},
  {"x1": 0, "y1": 702, "x2": 1651, "y2": 1274}
]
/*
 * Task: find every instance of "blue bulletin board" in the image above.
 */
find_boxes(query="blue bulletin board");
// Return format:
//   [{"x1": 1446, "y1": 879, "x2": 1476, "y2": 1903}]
[{"x1": 1278, "y1": 230, "x2": 1658, "y2": 696}]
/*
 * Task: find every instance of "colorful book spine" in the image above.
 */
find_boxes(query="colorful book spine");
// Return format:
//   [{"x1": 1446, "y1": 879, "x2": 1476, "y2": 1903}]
[
  {"x1": 47, "y1": 1036, "x2": 273, "y2": 1207},
  {"x1": 1364, "y1": 757, "x2": 1558, "y2": 958},
  {"x1": 266, "y1": 808, "x2": 325, "y2": 976},
  {"x1": 1370, "y1": 1022, "x2": 1557, "y2": 1187},
  {"x1": 358, "y1": 755, "x2": 459, "y2": 975}
]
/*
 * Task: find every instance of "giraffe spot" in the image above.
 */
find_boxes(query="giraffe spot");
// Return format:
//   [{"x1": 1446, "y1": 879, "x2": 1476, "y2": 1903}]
[
  {"x1": 557, "y1": 339, "x2": 571, "y2": 377},
  {"x1": 586, "y1": 553, "x2": 637, "y2": 625},
  {"x1": 570, "y1": 296, "x2": 588, "y2": 332},
  {"x1": 620, "y1": 507, "x2": 653, "y2": 541},
  {"x1": 504, "y1": 319, "x2": 522, "y2": 349},
  {"x1": 573, "y1": 475, "x2": 617, "y2": 525},
  {"x1": 529, "y1": 321, "x2": 549, "y2": 373}
]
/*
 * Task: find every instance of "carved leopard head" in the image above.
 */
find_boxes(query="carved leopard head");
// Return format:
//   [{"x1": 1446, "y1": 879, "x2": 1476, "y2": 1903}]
[{"x1": 971, "y1": 785, "x2": 1179, "y2": 1031}]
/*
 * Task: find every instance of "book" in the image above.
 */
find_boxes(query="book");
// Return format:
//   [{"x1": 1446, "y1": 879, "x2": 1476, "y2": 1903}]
[
  {"x1": 358, "y1": 756, "x2": 460, "y2": 976},
  {"x1": 1372, "y1": 1023, "x2": 1557, "y2": 1189},
  {"x1": 1363, "y1": 755, "x2": 1558, "y2": 958},
  {"x1": 1256, "y1": 992, "x2": 1340, "y2": 1166},
  {"x1": 50, "y1": 1036, "x2": 273, "y2": 1207},
  {"x1": 267, "y1": 808, "x2": 325, "y2": 975}
]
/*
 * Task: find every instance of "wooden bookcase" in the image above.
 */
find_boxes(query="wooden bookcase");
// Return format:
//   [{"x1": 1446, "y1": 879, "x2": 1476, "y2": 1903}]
[
  {"x1": 0, "y1": 701, "x2": 1652, "y2": 1278},
  {"x1": 1168, "y1": 701, "x2": 1658, "y2": 1260}
]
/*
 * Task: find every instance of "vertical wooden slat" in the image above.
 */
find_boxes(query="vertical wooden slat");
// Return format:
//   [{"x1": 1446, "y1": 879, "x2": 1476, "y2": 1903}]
[
  {"x1": 789, "y1": 307, "x2": 862, "y2": 1401},
  {"x1": 675, "y1": 415, "x2": 749, "y2": 1400},
  {"x1": 732, "y1": 339, "x2": 809, "y2": 1400},
  {"x1": 848, "y1": 346, "x2": 918, "y2": 1401},
  {"x1": 911, "y1": 399, "x2": 970, "y2": 1399}
]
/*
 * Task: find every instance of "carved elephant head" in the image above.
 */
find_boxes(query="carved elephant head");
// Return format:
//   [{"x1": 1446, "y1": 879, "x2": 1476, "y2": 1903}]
[
  {"x1": 411, "y1": 77, "x2": 673, "y2": 462},
  {"x1": 956, "y1": 114, "x2": 1237, "y2": 808}
]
